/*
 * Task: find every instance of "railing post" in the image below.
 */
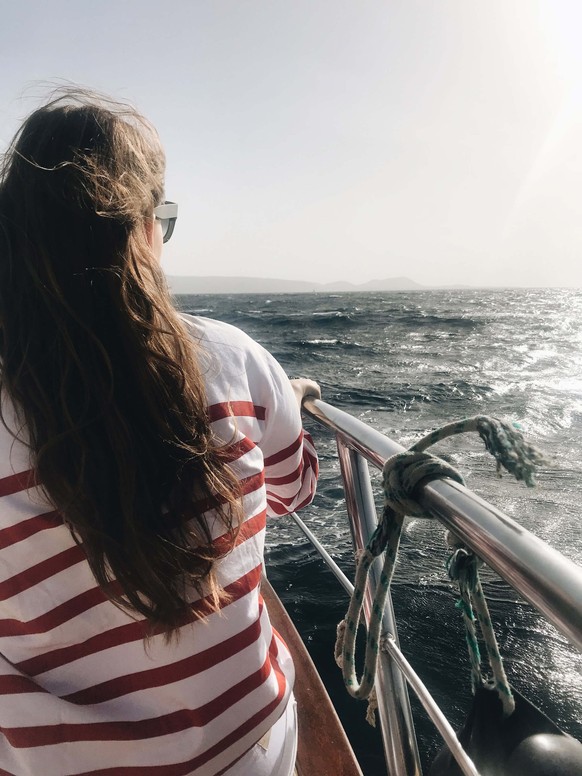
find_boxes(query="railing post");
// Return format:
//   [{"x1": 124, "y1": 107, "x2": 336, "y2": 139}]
[{"x1": 337, "y1": 438, "x2": 423, "y2": 776}]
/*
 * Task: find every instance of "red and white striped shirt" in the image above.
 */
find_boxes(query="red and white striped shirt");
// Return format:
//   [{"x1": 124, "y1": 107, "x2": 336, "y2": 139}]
[{"x1": 0, "y1": 315, "x2": 318, "y2": 776}]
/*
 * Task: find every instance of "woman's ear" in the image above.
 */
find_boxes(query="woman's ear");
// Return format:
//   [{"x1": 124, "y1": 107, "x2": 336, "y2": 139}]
[
  {"x1": 144, "y1": 216, "x2": 155, "y2": 248},
  {"x1": 145, "y1": 214, "x2": 164, "y2": 262}
]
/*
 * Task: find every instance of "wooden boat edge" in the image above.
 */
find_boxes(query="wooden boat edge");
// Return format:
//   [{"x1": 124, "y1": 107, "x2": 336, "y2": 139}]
[{"x1": 261, "y1": 575, "x2": 364, "y2": 776}]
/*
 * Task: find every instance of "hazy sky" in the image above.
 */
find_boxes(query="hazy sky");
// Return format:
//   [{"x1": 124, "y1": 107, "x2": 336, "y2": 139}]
[{"x1": 1, "y1": 1, "x2": 582, "y2": 287}]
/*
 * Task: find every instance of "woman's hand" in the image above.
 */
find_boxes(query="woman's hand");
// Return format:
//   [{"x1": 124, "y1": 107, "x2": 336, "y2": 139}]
[{"x1": 289, "y1": 378, "x2": 321, "y2": 408}]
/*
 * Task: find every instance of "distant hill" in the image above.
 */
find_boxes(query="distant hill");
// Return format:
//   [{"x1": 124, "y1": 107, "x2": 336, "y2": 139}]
[{"x1": 166, "y1": 275, "x2": 426, "y2": 294}]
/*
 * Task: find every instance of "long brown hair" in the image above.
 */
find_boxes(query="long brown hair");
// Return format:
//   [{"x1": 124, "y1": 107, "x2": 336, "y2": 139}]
[{"x1": 0, "y1": 88, "x2": 241, "y2": 637}]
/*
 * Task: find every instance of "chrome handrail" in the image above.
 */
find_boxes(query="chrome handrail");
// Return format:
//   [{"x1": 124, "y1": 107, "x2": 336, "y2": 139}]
[{"x1": 299, "y1": 397, "x2": 582, "y2": 775}]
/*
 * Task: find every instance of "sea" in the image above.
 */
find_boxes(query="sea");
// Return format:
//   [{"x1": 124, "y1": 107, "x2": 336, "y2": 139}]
[{"x1": 176, "y1": 288, "x2": 582, "y2": 775}]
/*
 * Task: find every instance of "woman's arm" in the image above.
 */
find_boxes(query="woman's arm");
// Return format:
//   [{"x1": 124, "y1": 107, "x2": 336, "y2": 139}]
[{"x1": 255, "y1": 355, "x2": 320, "y2": 517}]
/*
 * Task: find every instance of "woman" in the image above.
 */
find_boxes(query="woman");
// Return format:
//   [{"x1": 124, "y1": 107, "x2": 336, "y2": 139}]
[{"x1": 0, "y1": 89, "x2": 319, "y2": 775}]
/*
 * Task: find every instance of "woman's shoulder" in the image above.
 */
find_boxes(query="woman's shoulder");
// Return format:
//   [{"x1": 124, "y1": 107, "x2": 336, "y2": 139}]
[
  {"x1": 180, "y1": 314, "x2": 262, "y2": 359},
  {"x1": 180, "y1": 314, "x2": 278, "y2": 390}
]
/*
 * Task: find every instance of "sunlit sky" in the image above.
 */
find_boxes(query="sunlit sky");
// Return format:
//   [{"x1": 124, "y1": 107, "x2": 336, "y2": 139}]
[{"x1": 1, "y1": 1, "x2": 582, "y2": 287}]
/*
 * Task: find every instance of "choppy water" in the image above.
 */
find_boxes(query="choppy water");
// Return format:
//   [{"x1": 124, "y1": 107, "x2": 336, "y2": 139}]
[{"x1": 177, "y1": 289, "x2": 582, "y2": 775}]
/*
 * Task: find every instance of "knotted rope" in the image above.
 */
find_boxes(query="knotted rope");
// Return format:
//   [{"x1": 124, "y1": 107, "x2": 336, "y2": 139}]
[{"x1": 335, "y1": 415, "x2": 547, "y2": 723}]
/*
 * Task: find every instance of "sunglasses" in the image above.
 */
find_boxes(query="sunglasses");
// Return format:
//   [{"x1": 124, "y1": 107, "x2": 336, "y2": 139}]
[{"x1": 153, "y1": 201, "x2": 178, "y2": 243}]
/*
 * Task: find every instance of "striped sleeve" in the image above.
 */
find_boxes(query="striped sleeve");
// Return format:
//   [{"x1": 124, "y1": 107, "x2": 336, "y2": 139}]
[{"x1": 252, "y1": 348, "x2": 319, "y2": 517}]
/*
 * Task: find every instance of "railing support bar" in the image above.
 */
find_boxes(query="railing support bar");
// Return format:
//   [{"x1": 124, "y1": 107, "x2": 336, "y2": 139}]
[
  {"x1": 337, "y1": 439, "x2": 423, "y2": 776},
  {"x1": 289, "y1": 512, "x2": 355, "y2": 597}
]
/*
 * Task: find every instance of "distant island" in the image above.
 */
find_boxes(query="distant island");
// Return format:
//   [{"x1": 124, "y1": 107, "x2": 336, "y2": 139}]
[{"x1": 166, "y1": 275, "x2": 426, "y2": 294}]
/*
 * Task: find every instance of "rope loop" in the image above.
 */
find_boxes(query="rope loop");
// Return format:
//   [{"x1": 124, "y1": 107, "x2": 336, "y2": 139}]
[
  {"x1": 368, "y1": 451, "x2": 465, "y2": 558},
  {"x1": 449, "y1": 549, "x2": 516, "y2": 716},
  {"x1": 446, "y1": 546, "x2": 481, "y2": 591},
  {"x1": 383, "y1": 450, "x2": 465, "y2": 516}
]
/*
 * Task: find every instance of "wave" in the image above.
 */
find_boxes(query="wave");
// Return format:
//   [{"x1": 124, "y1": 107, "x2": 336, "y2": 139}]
[
  {"x1": 287, "y1": 338, "x2": 367, "y2": 350},
  {"x1": 395, "y1": 313, "x2": 484, "y2": 329},
  {"x1": 328, "y1": 380, "x2": 495, "y2": 410},
  {"x1": 215, "y1": 310, "x2": 359, "y2": 329}
]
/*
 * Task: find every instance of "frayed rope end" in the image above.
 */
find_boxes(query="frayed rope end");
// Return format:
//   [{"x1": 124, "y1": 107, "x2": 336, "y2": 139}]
[
  {"x1": 476, "y1": 417, "x2": 549, "y2": 488},
  {"x1": 366, "y1": 688, "x2": 378, "y2": 727}
]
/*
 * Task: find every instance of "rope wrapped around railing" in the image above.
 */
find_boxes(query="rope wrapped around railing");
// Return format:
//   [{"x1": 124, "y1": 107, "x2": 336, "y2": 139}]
[{"x1": 335, "y1": 415, "x2": 548, "y2": 724}]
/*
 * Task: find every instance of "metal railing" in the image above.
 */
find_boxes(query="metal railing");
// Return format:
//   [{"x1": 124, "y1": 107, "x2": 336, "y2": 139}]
[{"x1": 294, "y1": 397, "x2": 582, "y2": 776}]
